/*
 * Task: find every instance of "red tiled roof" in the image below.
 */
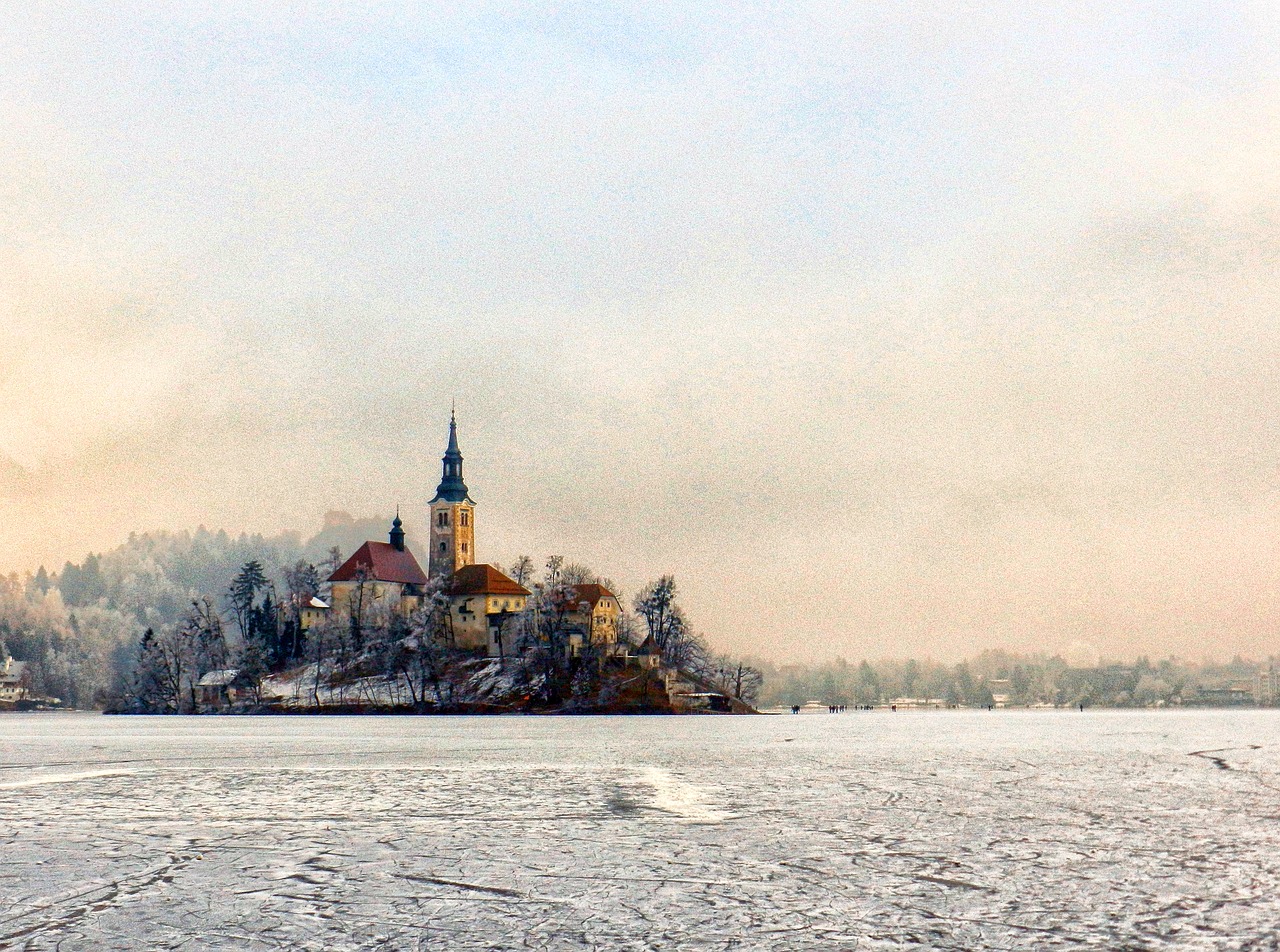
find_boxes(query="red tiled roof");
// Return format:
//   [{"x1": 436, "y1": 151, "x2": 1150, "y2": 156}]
[
  {"x1": 450, "y1": 564, "x2": 531, "y2": 597},
  {"x1": 328, "y1": 542, "x2": 428, "y2": 586},
  {"x1": 568, "y1": 583, "x2": 616, "y2": 609}
]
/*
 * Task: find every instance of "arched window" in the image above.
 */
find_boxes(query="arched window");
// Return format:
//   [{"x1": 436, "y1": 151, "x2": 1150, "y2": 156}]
[
  {"x1": 439, "y1": 541, "x2": 446, "y2": 553},
  {"x1": 460, "y1": 509, "x2": 469, "y2": 527},
  {"x1": 437, "y1": 511, "x2": 449, "y2": 527}
]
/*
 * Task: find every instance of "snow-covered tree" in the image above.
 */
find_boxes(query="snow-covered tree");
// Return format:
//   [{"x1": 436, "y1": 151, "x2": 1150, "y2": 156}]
[{"x1": 400, "y1": 576, "x2": 456, "y2": 708}]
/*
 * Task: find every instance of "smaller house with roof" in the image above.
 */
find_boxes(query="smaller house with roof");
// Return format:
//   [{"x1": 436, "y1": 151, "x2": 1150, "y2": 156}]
[
  {"x1": 448, "y1": 564, "x2": 531, "y2": 656},
  {"x1": 558, "y1": 583, "x2": 624, "y2": 658},
  {"x1": 196, "y1": 669, "x2": 240, "y2": 710},
  {"x1": 0, "y1": 657, "x2": 29, "y2": 706},
  {"x1": 299, "y1": 596, "x2": 330, "y2": 632},
  {"x1": 326, "y1": 515, "x2": 430, "y2": 622}
]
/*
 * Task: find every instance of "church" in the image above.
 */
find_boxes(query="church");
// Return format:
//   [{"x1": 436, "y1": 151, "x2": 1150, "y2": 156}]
[{"x1": 321, "y1": 412, "x2": 622, "y2": 659}]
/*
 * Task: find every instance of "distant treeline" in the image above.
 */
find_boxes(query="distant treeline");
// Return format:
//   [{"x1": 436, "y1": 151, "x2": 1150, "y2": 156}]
[
  {"x1": 0, "y1": 521, "x2": 384, "y2": 708},
  {"x1": 752, "y1": 652, "x2": 1276, "y2": 709},
  {"x1": 3, "y1": 526, "x2": 1274, "y2": 711}
]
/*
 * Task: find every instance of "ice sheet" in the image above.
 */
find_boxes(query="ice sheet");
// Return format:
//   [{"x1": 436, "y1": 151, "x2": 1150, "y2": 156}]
[{"x1": 2, "y1": 711, "x2": 1278, "y2": 950}]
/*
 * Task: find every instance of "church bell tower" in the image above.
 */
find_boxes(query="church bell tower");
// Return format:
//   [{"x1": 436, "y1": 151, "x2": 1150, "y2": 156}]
[{"x1": 428, "y1": 409, "x2": 476, "y2": 579}]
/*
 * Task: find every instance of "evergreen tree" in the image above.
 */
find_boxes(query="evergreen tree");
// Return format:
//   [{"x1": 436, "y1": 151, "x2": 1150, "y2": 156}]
[
  {"x1": 59, "y1": 554, "x2": 106, "y2": 607},
  {"x1": 227, "y1": 561, "x2": 268, "y2": 640},
  {"x1": 251, "y1": 590, "x2": 282, "y2": 669},
  {"x1": 131, "y1": 628, "x2": 172, "y2": 712}
]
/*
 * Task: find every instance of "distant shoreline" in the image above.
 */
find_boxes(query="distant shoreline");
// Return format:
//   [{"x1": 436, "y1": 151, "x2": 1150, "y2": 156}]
[{"x1": 0, "y1": 703, "x2": 1261, "y2": 716}]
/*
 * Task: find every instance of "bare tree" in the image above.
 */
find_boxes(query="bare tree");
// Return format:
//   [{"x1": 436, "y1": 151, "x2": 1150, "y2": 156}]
[
  {"x1": 344, "y1": 565, "x2": 380, "y2": 656},
  {"x1": 515, "y1": 579, "x2": 579, "y2": 704},
  {"x1": 634, "y1": 576, "x2": 705, "y2": 669},
  {"x1": 321, "y1": 546, "x2": 343, "y2": 593},
  {"x1": 155, "y1": 624, "x2": 191, "y2": 713},
  {"x1": 708, "y1": 655, "x2": 764, "y2": 704},
  {"x1": 560, "y1": 562, "x2": 594, "y2": 586},
  {"x1": 615, "y1": 610, "x2": 642, "y2": 649},
  {"x1": 508, "y1": 556, "x2": 534, "y2": 587},
  {"x1": 305, "y1": 613, "x2": 345, "y2": 711},
  {"x1": 558, "y1": 562, "x2": 619, "y2": 595},
  {"x1": 180, "y1": 597, "x2": 227, "y2": 708}
]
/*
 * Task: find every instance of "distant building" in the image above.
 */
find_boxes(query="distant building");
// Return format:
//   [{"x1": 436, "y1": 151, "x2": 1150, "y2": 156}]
[
  {"x1": 0, "y1": 657, "x2": 28, "y2": 705},
  {"x1": 1255, "y1": 665, "x2": 1280, "y2": 706},
  {"x1": 888, "y1": 697, "x2": 944, "y2": 709},
  {"x1": 630, "y1": 636, "x2": 662, "y2": 669},
  {"x1": 671, "y1": 692, "x2": 732, "y2": 713},
  {"x1": 1192, "y1": 682, "x2": 1255, "y2": 706},
  {"x1": 987, "y1": 678, "x2": 1011, "y2": 708},
  {"x1": 448, "y1": 564, "x2": 531, "y2": 655}
]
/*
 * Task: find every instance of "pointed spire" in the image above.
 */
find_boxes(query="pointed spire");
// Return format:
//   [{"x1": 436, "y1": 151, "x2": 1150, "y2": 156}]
[
  {"x1": 430, "y1": 408, "x2": 472, "y2": 504},
  {"x1": 389, "y1": 507, "x2": 405, "y2": 551},
  {"x1": 447, "y1": 405, "x2": 460, "y2": 455}
]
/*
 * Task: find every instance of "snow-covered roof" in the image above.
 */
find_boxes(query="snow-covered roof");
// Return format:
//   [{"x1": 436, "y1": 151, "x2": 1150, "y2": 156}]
[
  {"x1": 197, "y1": 669, "x2": 239, "y2": 687},
  {"x1": 308, "y1": 596, "x2": 330, "y2": 609}
]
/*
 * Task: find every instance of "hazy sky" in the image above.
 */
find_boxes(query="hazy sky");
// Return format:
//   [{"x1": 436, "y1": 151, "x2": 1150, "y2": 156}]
[{"x1": 3, "y1": 2, "x2": 1278, "y2": 662}]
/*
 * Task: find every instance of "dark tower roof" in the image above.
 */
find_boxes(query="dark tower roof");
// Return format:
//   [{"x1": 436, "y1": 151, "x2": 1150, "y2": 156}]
[
  {"x1": 389, "y1": 509, "x2": 405, "y2": 551},
  {"x1": 430, "y1": 409, "x2": 474, "y2": 504}
]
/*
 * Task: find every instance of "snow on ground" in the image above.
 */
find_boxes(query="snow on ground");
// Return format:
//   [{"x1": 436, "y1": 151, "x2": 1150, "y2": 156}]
[
  {"x1": 3, "y1": 711, "x2": 1279, "y2": 950},
  {"x1": 258, "y1": 659, "x2": 532, "y2": 710},
  {"x1": 259, "y1": 664, "x2": 422, "y2": 709}
]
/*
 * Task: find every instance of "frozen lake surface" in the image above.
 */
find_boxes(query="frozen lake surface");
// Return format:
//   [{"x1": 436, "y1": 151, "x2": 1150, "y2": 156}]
[{"x1": 3, "y1": 711, "x2": 1279, "y2": 950}]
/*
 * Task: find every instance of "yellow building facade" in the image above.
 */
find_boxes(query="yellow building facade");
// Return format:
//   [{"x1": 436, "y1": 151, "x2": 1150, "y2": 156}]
[
  {"x1": 562, "y1": 583, "x2": 624, "y2": 657},
  {"x1": 448, "y1": 564, "x2": 531, "y2": 655}
]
